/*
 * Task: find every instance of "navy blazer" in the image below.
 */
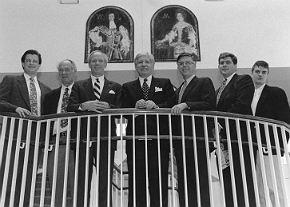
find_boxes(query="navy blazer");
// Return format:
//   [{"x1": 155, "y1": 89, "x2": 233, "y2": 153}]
[
  {"x1": 216, "y1": 74, "x2": 255, "y2": 142},
  {"x1": 253, "y1": 85, "x2": 290, "y2": 153},
  {"x1": 67, "y1": 77, "x2": 121, "y2": 149},
  {"x1": 122, "y1": 77, "x2": 176, "y2": 138},
  {"x1": 0, "y1": 74, "x2": 51, "y2": 141}
]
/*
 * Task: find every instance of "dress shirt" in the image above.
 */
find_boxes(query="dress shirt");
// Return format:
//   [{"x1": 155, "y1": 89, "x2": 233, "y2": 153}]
[
  {"x1": 251, "y1": 84, "x2": 265, "y2": 116},
  {"x1": 139, "y1": 75, "x2": 152, "y2": 89},
  {"x1": 223, "y1": 72, "x2": 236, "y2": 87},
  {"x1": 24, "y1": 73, "x2": 41, "y2": 115}
]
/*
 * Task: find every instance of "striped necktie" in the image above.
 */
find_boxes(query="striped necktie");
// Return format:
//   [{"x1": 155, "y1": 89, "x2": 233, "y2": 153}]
[
  {"x1": 216, "y1": 79, "x2": 227, "y2": 105},
  {"x1": 29, "y1": 77, "x2": 38, "y2": 115},
  {"x1": 94, "y1": 78, "x2": 101, "y2": 100},
  {"x1": 142, "y1": 78, "x2": 149, "y2": 100}
]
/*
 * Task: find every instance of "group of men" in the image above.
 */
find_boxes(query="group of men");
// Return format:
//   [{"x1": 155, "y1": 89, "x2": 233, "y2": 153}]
[{"x1": 0, "y1": 49, "x2": 289, "y2": 207}]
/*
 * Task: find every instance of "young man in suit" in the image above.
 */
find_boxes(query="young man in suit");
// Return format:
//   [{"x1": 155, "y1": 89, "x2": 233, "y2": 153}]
[
  {"x1": 251, "y1": 60, "x2": 290, "y2": 206},
  {"x1": 67, "y1": 50, "x2": 121, "y2": 206},
  {"x1": 171, "y1": 53, "x2": 216, "y2": 207},
  {"x1": 215, "y1": 52, "x2": 255, "y2": 206},
  {"x1": 122, "y1": 52, "x2": 176, "y2": 207},
  {"x1": 43, "y1": 59, "x2": 77, "y2": 206},
  {"x1": 0, "y1": 49, "x2": 51, "y2": 207}
]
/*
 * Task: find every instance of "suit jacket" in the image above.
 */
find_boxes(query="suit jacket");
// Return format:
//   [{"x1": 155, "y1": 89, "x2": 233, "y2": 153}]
[
  {"x1": 216, "y1": 74, "x2": 255, "y2": 142},
  {"x1": 173, "y1": 76, "x2": 216, "y2": 148},
  {"x1": 0, "y1": 74, "x2": 51, "y2": 141},
  {"x1": 122, "y1": 77, "x2": 176, "y2": 140},
  {"x1": 67, "y1": 77, "x2": 121, "y2": 150},
  {"x1": 253, "y1": 85, "x2": 290, "y2": 153}
]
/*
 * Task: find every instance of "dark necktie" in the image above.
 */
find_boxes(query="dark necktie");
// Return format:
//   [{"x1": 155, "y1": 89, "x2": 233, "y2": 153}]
[
  {"x1": 94, "y1": 78, "x2": 101, "y2": 100},
  {"x1": 178, "y1": 80, "x2": 187, "y2": 104},
  {"x1": 142, "y1": 78, "x2": 149, "y2": 100},
  {"x1": 61, "y1": 87, "x2": 69, "y2": 128},
  {"x1": 216, "y1": 79, "x2": 227, "y2": 105},
  {"x1": 29, "y1": 77, "x2": 38, "y2": 115}
]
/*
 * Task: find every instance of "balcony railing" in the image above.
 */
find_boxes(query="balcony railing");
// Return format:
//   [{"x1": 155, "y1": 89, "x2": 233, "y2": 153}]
[{"x1": 0, "y1": 109, "x2": 289, "y2": 207}]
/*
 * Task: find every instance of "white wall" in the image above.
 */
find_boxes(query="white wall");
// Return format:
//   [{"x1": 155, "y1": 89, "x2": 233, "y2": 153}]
[{"x1": 0, "y1": 0, "x2": 290, "y2": 73}]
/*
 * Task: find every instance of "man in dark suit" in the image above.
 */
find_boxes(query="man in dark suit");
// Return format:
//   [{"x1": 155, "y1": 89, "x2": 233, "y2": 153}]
[
  {"x1": 43, "y1": 59, "x2": 77, "y2": 206},
  {"x1": 67, "y1": 50, "x2": 121, "y2": 206},
  {"x1": 122, "y1": 52, "x2": 176, "y2": 207},
  {"x1": 215, "y1": 52, "x2": 255, "y2": 206},
  {"x1": 251, "y1": 60, "x2": 290, "y2": 206},
  {"x1": 171, "y1": 53, "x2": 216, "y2": 207},
  {"x1": 0, "y1": 49, "x2": 51, "y2": 207}
]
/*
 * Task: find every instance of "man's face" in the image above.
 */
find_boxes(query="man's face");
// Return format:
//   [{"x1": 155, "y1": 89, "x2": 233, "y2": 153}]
[
  {"x1": 252, "y1": 66, "x2": 268, "y2": 86},
  {"x1": 58, "y1": 61, "x2": 76, "y2": 86},
  {"x1": 218, "y1": 57, "x2": 237, "y2": 78},
  {"x1": 89, "y1": 53, "x2": 107, "y2": 77},
  {"x1": 135, "y1": 55, "x2": 154, "y2": 78},
  {"x1": 177, "y1": 56, "x2": 196, "y2": 79},
  {"x1": 22, "y1": 54, "x2": 40, "y2": 76}
]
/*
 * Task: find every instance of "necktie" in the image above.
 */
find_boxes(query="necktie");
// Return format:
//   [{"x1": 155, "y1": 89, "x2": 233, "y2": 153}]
[
  {"x1": 61, "y1": 87, "x2": 69, "y2": 128},
  {"x1": 178, "y1": 80, "x2": 187, "y2": 104},
  {"x1": 29, "y1": 77, "x2": 38, "y2": 115},
  {"x1": 94, "y1": 78, "x2": 101, "y2": 100},
  {"x1": 216, "y1": 79, "x2": 227, "y2": 105},
  {"x1": 142, "y1": 78, "x2": 149, "y2": 100}
]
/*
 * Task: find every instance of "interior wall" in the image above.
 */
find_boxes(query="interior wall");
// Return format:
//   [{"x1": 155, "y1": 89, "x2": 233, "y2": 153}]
[{"x1": 0, "y1": 0, "x2": 289, "y2": 97}]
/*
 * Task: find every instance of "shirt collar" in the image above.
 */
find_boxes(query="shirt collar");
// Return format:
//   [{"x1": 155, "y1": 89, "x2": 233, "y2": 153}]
[
  {"x1": 24, "y1": 73, "x2": 37, "y2": 82},
  {"x1": 184, "y1": 74, "x2": 195, "y2": 84},
  {"x1": 139, "y1": 75, "x2": 152, "y2": 86},
  {"x1": 61, "y1": 83, "x2": 74, "y2": 91},
  {"x1": 91, "y1": 74, "x2": 104, "y2": 83},
  {"x1": 255, "y1": 84, "x2": 266, "y2": 95},
  {"x1": 224, "y1": 72, "x2": 236, "y2": 85}
]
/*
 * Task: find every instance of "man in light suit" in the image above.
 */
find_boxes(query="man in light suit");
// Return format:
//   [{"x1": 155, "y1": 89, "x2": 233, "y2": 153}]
[
  {"x1": 251, "y1": 60, "x2": 290, "y2": 206},
  {"x1": 0, "y1": 49, "x2": 51, "y2": 207},
  {"x1": 67, "y1": 50, "x2": 121, "y2": 206},
  {"x1": 171, "y1": 53, "x2": 216, "y2": 207},
  {"x1": 215, "y1": 52, "x2": 255, "y2": 206},
  {"x1": 122, "y1": 52, "x2": 176, "y2": 207},
  {"x1": 43, "y1": 59, "x2": 77, "y2": 206}
]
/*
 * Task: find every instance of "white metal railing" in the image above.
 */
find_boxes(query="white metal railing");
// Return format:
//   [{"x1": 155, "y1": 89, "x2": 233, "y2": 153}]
[{"x1": 0, "y1": 109, "x2": 289, "y2": 207}]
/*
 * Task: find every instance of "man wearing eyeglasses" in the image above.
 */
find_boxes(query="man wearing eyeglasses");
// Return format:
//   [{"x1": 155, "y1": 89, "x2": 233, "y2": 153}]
[
  {"x1": 171, "y1": 52, "x2": 216, "y2": 207},
  {"x1": 0, "y1": 49, "x2": 51, "y2": 207}
]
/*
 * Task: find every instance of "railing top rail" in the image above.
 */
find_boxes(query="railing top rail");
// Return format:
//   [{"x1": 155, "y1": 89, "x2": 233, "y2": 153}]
[{"x1": 1, "y1": 109, "x2": 289, "y2": 129}]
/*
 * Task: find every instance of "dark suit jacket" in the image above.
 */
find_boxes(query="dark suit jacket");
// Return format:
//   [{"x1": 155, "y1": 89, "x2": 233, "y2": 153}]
[
  {"x1": 0, "y1": 74, "x2": 51, "y2": 141},
  {"x1": 67, "y1": 77, "x2": 121, "y2": 150},
  {"x1": 216, "y1": 74, "x2": 255, "y2": 142},
  {"x1": 173, "y1": 76, "x2": 216, "y2": 148},
  {"x1": 253, "y1": 85, "x2": 290, "y2": 153},
  {"x1": 122, "y1": 77, "x2": 176, "y2": 144}
]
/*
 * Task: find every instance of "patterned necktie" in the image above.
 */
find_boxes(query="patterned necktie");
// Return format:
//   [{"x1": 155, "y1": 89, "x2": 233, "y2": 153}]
[
  {"x1": 94, "y1": 78, "x2": 101, "y2": 100},
  {"x1": 29, "y1": 77, "x2": 38, "y2": 115},
  {"x1": 178, "y1": 80, "x2": 187, "y2": 104},
  {"x1": 142, "y1": 78, "x2": 149, "y2": 100},
  {"x1": 61, "y1": 87, "x2": 69, "y2": 128},
  {"x1": 216, "y1": 79, "x2": 227, "y2": 106}
]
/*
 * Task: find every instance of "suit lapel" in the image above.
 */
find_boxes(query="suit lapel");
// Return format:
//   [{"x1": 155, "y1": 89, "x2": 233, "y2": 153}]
[
  {"x1": 256, "y1": 85, "x2": 269, "y2": 116},
  {"x1": 219, "y1": 74, "x2": 238, "y2": 103},
  {"x1": 52, "y1": 88, "x2": 61, "y2": 113},
  {"x1": 17, "y1": 75, "x2": 30, "y2": 108},
  {"x1": 83, "y1": 78, "x2": 96, "y2": 100},
  {"x1": 100, "y1": 78, "x2": 112, "y2": 101},
  {"x1": 148, "y1": 77, "x2": 159, "y2": 99},
  {"x1": 180, "y1": 76, "x2": 198, "y2": 102},
  {"x1": 132, "y1": 79, "x2": 144, "y2": 100}
]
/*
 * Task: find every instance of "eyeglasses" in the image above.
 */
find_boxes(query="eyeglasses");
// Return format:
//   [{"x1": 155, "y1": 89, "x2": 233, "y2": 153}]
[{"x1": 177, "y1": 61, "x2": 195, "y2": 66}]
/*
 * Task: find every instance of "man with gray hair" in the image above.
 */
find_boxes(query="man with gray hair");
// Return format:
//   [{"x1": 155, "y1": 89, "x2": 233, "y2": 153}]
[
  {"x1": 43, "y1": 59, "x2": 77, "y2": 206},
  {"x1": 122, "y1": 52, "x2": 176, "y2": 207},
  {"x1": 67, "y1": 50, "x2": 121, "y2": 206}
]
